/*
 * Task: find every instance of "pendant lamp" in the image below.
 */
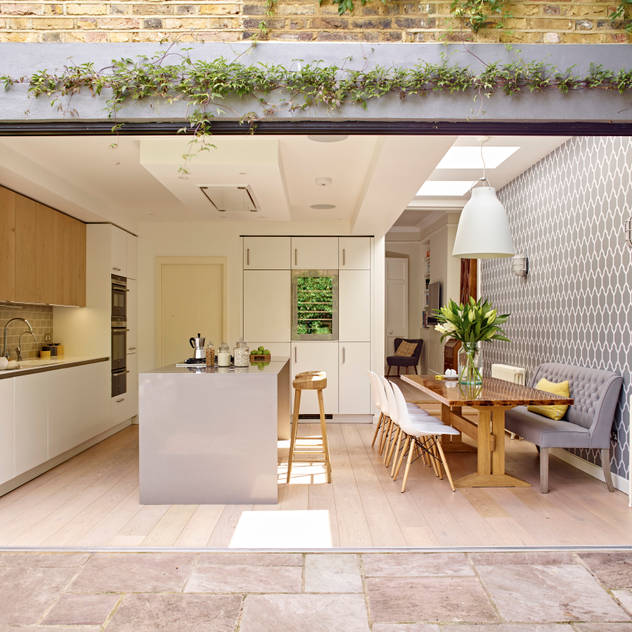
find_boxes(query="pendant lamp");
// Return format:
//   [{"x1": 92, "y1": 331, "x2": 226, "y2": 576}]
[{"x1": 452, "y1": 140, "x2": 515, "y2": 259}]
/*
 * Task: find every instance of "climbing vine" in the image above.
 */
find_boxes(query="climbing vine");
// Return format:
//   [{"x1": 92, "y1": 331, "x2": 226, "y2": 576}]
[
  {"x1": 611, "y1": 0, "x2": 632, "y2": 33},
  {"x1": 450, "y1": 0, "x2": 508, "y2": 33}
]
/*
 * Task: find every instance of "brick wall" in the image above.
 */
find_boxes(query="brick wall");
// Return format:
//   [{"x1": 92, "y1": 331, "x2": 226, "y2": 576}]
[{"x1": 0, "y1": 0, "x2": 629, "y2": 43}]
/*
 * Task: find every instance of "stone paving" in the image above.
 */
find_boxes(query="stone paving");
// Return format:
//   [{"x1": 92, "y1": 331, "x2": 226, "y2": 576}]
[{"x1": 1, "y1": 550, "x2": 632, "y2": 630}]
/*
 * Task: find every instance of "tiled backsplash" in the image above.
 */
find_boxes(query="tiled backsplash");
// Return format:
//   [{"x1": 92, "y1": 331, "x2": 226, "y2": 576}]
[{"x1": 0, "y1": 304, "x2": 52, "y2": 360}]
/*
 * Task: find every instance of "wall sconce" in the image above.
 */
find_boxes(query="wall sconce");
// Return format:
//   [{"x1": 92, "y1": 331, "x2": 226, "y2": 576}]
[{"x1": 512, "y1": 255, "x2": 528, "y2": 277}]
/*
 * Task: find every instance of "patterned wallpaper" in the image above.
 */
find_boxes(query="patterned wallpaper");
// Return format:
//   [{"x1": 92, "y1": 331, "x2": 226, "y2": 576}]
[
  {"x1": 482, "y1": 136, "x2": 632, "y2": 480},
  {"x1": 0, "y1": 304, "x2": 52, "y2": 360}
]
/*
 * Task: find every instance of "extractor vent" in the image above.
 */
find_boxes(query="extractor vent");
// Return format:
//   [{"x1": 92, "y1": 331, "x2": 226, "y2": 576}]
[{"x1": 199, "y1": 185, "x2": 258, "y2": 214}]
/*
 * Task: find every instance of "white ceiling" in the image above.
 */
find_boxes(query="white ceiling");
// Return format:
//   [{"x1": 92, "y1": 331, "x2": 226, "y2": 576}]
[{"x1": 0, "y1": 134, "x2": 566, "y2": 237}]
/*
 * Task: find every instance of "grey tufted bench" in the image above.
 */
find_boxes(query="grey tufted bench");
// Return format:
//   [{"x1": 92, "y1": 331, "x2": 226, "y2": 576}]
[{"x1": 505, "y1": 363, "x2": 623, "y2": 493}]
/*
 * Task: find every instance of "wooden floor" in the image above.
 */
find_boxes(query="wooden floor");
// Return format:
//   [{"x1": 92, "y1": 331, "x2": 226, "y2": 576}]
[{"x1": 1, "y1": 391, "x2": 631, "y2": 548}]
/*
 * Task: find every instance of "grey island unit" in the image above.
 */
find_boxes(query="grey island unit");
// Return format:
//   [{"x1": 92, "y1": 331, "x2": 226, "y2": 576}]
[{"x1": 139, "y1": 358, "x2": 290, "y2": 504}]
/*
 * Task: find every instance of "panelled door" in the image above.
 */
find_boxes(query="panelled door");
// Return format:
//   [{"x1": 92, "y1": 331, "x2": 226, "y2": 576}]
[{"x1": 385, "y1": 256, "x2": 408, "y2": 362}]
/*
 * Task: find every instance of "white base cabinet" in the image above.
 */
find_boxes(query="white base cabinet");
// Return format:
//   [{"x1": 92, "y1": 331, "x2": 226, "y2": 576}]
[
  {"x1": 291, "y1": 341, "x2": 339, "y2": 415},
  {"x1": 339, "y1": 342, "x2": 371, "y2": 414},
  {"x1": 244, "y1": 270, "x2": 291, "y2": 343},
  {"x1": 0, "y1": 361, "x2": 117, "y2": 486}
]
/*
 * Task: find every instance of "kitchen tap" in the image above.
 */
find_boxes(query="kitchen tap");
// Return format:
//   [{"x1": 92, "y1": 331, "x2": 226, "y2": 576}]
[
  {"x1": 2, "y1": 318, "x2": 34, "y2": 359},
  {"x1": 16, "y1": 329, "x2": 37, "y2": 361}
]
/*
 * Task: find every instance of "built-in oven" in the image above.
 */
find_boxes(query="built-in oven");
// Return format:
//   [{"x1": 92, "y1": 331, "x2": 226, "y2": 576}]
[
  {"x1": 111, "y1": 274, "x2": 128, "y2": 398},
  {"x1": 111, "y1": 274, "x2": 127, "y2": 322}
]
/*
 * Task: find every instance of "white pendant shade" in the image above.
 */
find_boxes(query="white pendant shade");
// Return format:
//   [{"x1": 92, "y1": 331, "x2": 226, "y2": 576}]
[{"x1": 452, "y1": 185, "x2": 515, "y2": 259}]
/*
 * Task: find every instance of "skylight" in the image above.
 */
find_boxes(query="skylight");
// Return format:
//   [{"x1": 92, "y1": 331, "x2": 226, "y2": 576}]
[
  {"x1": 416, "y1": 180, "x2": 477, "y2": 197},
  {"x1": 436, "y1": 146, "x2": 519, "y2": 170}
]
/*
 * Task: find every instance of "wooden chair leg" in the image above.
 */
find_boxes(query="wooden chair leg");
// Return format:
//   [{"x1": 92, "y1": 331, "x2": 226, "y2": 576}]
[
  {"x1": 378, "y1": 418, "x2": 390, "y2": 455},
  {"x1": 383, "y1": 421, "x2": 395, "y2": 464},
  {"x1": 371, "y1": 412, "x2": 384, "y2": 448},
  {"x1": 435, "y1": 437, "x2": 456, "y2": 492},
  {"x1": 317, "y1": 388, "x2": 331, "y2": 484},
  {"x1": 401, "y1": 437, "x2": 415, "y2": 493},
  {"x1": 390, "y1": 427, "x2": 404, "y2": 478},
  {"x1": 286, "y1": 389, "x2": 301, "y2": 484},
  {"x1": 386, "y1": 427, "x2": 400, "y2": 468},
  {"x1": 601, "y1": 447, "x2": 615, "y2": 492},
  {"x1": 539, "y1": 446, "x2": 550, "y2": 493},
  {"x1": 393, "y1": 434, "x2": 409, "y2": 481},
  {"x1": 429, "y1": 439, "x2": 442, "y2": 479}
]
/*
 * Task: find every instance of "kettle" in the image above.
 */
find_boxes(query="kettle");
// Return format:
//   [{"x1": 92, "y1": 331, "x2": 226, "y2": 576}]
[{"x1": 189, "y1": 333, "x2": 206, "y2": 360}]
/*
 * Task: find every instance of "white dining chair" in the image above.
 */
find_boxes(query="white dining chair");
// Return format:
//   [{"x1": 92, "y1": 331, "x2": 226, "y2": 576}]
[
  {"x1": 368, "y1": 371, "x2": 388, "y2": 449},
  {"x1": 389, "y1": 381, "x2": 459, "y2": 493}
]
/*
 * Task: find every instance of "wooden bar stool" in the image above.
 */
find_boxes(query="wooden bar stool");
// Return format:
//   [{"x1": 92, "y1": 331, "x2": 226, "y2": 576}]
[{"x1": 286, "y1": 370, "x2": 332, "y2": 484}]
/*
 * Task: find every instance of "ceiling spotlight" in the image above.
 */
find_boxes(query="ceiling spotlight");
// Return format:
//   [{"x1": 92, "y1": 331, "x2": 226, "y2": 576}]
[
  {"x1": 307, "y1": 135, "x2": 349, "y2": 143},
  {"x1": 310, "y1": 203, "x2": 336, "y2": 210}
]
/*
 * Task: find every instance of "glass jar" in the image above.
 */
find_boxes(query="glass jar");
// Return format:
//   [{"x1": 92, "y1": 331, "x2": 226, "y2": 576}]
[
  {"x1": 233, "y1": 340, "x2": 250, "y2": 367},
  {"x1": 217, "y1": 342, "x2": 231, "y2": 367},
  {"x1": 205, "y1": 342, "x2": 215, "y2": 368},
  {"x1": 458, "y1": 341, "x2": 483, "y2": 385}
]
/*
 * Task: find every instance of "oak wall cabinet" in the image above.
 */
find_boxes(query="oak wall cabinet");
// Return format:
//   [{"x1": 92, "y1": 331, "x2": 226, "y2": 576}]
[{"x1": 1, "y1": 185, "x2": 86, "y2": 306}]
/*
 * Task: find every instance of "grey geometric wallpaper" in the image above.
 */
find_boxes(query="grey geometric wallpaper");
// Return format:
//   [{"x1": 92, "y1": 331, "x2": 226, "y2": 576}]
[{"x1": 482, "y1": 136, "x2": 632, "y2": 480}]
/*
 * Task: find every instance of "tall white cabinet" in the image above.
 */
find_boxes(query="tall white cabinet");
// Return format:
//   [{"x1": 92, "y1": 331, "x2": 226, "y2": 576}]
[{"x1": 243, "y1": 235, "x2": 372, "y2": 417}]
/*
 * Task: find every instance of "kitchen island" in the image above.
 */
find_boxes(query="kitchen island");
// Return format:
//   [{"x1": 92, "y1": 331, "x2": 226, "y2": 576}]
[{"x1": 139, "y1": 357, "x2": 290, "y2": 504}]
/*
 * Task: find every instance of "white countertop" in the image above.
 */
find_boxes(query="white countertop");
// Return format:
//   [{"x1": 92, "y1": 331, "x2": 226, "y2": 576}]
[
  {"x1": 0, "y1": 355, "x2": 109, "y2": 379},
  {"x1": 142, "y1": 356, "x2": 290, "y2": 376}
]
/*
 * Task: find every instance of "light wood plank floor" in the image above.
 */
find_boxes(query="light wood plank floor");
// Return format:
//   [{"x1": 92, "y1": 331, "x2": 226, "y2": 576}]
[{"x1": 1, "y1": 396, "x2": 631, "y2": 548}]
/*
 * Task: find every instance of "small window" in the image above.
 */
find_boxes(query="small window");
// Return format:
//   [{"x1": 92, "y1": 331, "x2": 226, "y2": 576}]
[{"x1": 292, "y1": 270, "x2": 338, "y2": 341}]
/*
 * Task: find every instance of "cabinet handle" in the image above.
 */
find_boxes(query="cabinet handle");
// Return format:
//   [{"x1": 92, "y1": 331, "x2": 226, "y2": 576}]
[
  {"x1": 342, "y1": 346, "x2": 346, "y2": 364},
  {"x1": 294, "y1": 347, "x2": 297, "y2": 363},
  {"x1": 294, "y1": 248, "x2": 298, "y2": 266},
  {"x1": 128, "y1": 346, "x2": 136, "y2": 351},
  {"x1": 113, "y1": 267, "x2": 121, "y2": 272},
  {"x1": 115, "y1": 398, "x2": 125, "y2": 403},
  {"x1": 246, "y1": 248, "x2": 250, "y2": 265},
  {"x1": 342, "y1": 248, "x2": 346, "y2": 266}
]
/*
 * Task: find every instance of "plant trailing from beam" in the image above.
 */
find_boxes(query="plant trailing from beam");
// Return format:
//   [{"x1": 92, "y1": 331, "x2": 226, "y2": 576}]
[{"x1": 1, "y1": 51, "x2": 631, "y2": 139}]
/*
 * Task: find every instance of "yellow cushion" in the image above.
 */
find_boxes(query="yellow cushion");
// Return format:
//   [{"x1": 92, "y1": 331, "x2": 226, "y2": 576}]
[
  {"x1": 394, "y1": 341, "x2": 417, "y2": 357},
  {"x1": 527, "y1": 378, "x2": 570, "y2": 421}
]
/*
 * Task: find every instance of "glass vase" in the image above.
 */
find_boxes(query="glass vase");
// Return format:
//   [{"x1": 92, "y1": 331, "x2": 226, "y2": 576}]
[{"x1": 458, "y1": 342, "x2": 483, "y2": 385}]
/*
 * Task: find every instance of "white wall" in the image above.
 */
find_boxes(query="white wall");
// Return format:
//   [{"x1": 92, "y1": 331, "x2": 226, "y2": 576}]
[{"x1": 136, "y1": 218, "x2": 356, "y2": 373}]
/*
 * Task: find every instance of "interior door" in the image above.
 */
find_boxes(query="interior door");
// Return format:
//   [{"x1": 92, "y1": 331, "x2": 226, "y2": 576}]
[
  {"x1": 158, "y1": 261, "x2": 224, "y2": 366},
  {"x1": 385, "y1": 256, "x2": 408, "y2": 363}
]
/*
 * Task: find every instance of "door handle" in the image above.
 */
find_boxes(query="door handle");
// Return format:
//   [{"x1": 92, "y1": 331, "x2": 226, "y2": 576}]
[
  {"x1": 294, "y1": 248, "x2": 298, "y2": 266},
  {"x1": 246, "y1": 248, "x2": 250, "y2": 265}
]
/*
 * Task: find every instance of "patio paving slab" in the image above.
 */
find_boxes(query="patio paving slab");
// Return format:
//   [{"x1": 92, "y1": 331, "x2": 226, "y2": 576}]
[
  {"x1": 185, "y1": 562, "x2": 302, "y2": 593},
  {"x1": 105, "y1": 593, "x2": 242, "y2": 632},
  {"x1": 196, "y1": 552, "x2": 303, "y2": 566},
  {"x1": 304, "y1": 553, "x2": 363, "y2": 593},
  {"x1": 68, "y1": 552, "x2": 195, "y2": 593},
  {"x1": 579, "y1": 552, "x2": 632, "y2": 589},
  {"x1": 366, "y1": 576, "x2": 499, "y2": 624},
  {"x1": 239, "y1": 593, "x2": 370, "y2": 632},
  {"x1": 0, "y1": 566, "x2": 78, "y2": 625},
  {"x1": 477, "y1": 563, "x2": 630, "y2": 623},
  {"x1": 573, "y1": 625, "x2": 632, "y2": 631},
  {"x1": 0, "y1": 552, "x2": 90, "y2": 567},
  {"x1": 42, "y1": 593, "x2": 120, "y2": 625},
  {"x1": 363, "y1": 553, "x2": 473, "y2": 577}
]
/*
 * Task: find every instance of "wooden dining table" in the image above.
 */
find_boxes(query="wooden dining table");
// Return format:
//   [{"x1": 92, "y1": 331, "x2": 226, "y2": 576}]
[{"x1": 401, "y1": 375, "x2": 574, "y2": 488}]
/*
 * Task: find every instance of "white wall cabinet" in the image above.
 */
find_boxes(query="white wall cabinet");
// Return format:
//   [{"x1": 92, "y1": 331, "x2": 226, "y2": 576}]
[
  {"x1": 0, "y1": 380, "x2": 15, "y2": 484},
  {"x1": 244, "y1": 270, "x2": 291, "y2": 342},
  {"x1": 14, "y1": 372, "x2": 50, "y2": 477},
  {"x1": 338, "y1": 342, "x2": 371, "y2": 414},
  {"x1": 339, "y1": 269, "x2": 371, "y2": 342},
  {"x1": 126, "y1": 233, "x2": 138, "y2": 279},
  {"x1": 291, "y1": 341, "x2": 339, "y2": 415},
  {"x1": 110, "y1": 226, "x2": 127, "y2": 276},
  {"x1": 291, "y1": 237, "x2": 338, "y2": 270},
  {"x1": 244, "y1": 237, "x2": 290, "y2": 270},
  {"x1": 339, "y1": 237, "x2": 371, "y2": 270}
]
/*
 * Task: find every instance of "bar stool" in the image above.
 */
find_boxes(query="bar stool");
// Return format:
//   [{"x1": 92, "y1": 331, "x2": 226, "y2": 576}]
[{"x1": 286, "y1": 370, "x2": 332, "y2": 484}]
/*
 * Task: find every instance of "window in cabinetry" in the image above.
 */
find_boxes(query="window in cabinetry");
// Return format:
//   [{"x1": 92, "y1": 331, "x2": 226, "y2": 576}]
[{"x1": 292, "y1": 271, "x2": 338, "y2": 341}]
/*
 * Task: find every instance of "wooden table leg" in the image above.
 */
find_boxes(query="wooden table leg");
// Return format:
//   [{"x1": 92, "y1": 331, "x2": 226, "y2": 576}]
[
  {"x1": 455, "y1": 406, "x2": 530, "y2": 488},
  {"x1": 440, "y1": 405, "x2": 476, "y2": 453}
]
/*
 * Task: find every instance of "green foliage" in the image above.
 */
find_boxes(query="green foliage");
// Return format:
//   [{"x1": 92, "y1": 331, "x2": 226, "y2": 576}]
[
  {"x1": 450, "y1": 0, "x2": 508, "y2": 32},
  {"x1": 610, "y1": 0, "x2": 632, "y2": 33},
  {"x1": 434, "y1": 297, "x2": 510, "y2": 345},
  {"x1": 296, "y1": 276, "x2": 334, "y2": 336}
]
